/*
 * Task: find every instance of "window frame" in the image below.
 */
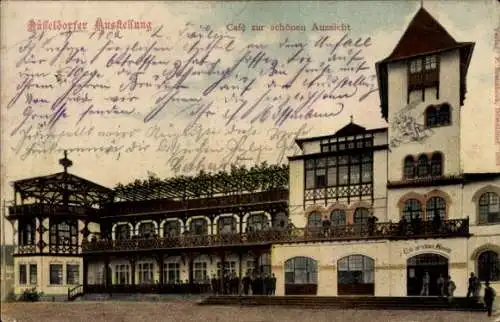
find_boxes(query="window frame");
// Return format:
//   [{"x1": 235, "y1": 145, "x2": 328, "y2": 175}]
[
  {"x1": 477, "y1": 251, "x2": 500, "y2": 282},
  {"x1": 66, "y1": 264, "x2": 80, "y2": 285},
  {"x1": 426, "y1": 197, "x2": 446, "y2": 221},
  {"x1": 49, "y1": 264, "x2": 63, "y2": 285},
  {"x1": 29, "y1": 264, "x2": 37, "y2": 285},
  {"x1": 284, "y1": 256, "x2": 318, "y2": 285},
  {"x1": 478, "y1": 192, "x2": 500, "y2": 224},
  {"x1": 19, "y1": 264, "x2": 27, "y2": 285},
  {"x1": 403, "y1": 199, "x2": 423, "y2": 221}
]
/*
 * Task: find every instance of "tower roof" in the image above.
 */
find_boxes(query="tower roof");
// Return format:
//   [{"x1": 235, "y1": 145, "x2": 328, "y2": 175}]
[
  {"x1": 381, "y1": 7, "x2": 468, "y2": 63},
  {"x1": 375, "y1": 7, "x2": 475, "y2": 120}
]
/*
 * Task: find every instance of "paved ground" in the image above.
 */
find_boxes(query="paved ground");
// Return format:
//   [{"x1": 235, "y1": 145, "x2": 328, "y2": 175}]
[{"x1": 1, "y1": 300, "x2": 498, "y2": 322}]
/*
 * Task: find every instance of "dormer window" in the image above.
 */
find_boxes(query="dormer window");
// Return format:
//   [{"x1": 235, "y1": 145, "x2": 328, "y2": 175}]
[{"x1": 408, "y1": 55, "x2": 440, "y2": 103}]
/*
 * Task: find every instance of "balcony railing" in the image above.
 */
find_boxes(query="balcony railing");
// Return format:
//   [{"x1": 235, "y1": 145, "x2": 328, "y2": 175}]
[{"x1": 83, "y1": 218, "x2": 469, "y2": 253}]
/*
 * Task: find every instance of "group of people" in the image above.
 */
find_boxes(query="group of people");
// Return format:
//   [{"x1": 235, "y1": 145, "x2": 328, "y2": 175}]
[
  {"x1": 210, "y1": 271, "x2": 277, "y2": 296},
  {"x1": 420, "y1": 272, "x2": 456, "y2": 299},
  {"x1": 420, "y1": 272, "x2": 496, "y2": 317},
  {"x1": 466, "y1": 272, "x2": 496, "y2": 317}
]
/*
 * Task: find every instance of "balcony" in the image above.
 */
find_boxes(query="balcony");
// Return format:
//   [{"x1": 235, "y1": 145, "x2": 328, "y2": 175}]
[
  {"x1": 82, "y1": 218, "x2": 470, "y2": 253},
  {"x1": 8, "y1": 203, "x2": 97, "y2": 218}
]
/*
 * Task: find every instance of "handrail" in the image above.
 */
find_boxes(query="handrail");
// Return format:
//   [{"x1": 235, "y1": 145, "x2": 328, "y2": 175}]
[
  {"x1": 67, "y1": 284, "x2": 84, "y2": 301},
  {"x1": 82, "y1": 218, "x2": 470, "y2": 253}
]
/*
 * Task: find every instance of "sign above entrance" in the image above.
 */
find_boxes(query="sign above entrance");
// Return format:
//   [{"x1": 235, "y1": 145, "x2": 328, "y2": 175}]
[{"x1": 403, "y1": 243, "x2": 452, "y2": 255}]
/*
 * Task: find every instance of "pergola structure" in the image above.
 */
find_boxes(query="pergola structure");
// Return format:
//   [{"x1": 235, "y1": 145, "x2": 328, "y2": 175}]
[{"x1": 113, "y1": 163, "x2": 289, "y2": 202}]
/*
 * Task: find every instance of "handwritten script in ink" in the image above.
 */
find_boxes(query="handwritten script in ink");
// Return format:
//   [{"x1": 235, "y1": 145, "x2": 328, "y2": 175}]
[{"x1": 5, "y1": 22, "x2": 379, "y2": 175}]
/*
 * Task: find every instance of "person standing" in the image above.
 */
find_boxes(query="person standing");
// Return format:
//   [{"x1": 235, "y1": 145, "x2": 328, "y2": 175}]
[
  {"x1": 447, "y1": 276, "x2": 456, "y2": 303},
  {"x1": 420, "y1": 271, "x2": 430, "y2": 296},
  {"x1": 271, "y1": 273, "x2": 277, "y2": 295},
  {"x1": 466, "y1": 272, "x2": 478, "y2": 298},
  {"x1": 437, "y1": 274, "x2": 445, "y2": 297},
  {"x1": 242, "y1": 273, "x2": 251, "y2": 295},
  {"x1": 484, "y1": 281, "x2": 496, "y2": 317}
]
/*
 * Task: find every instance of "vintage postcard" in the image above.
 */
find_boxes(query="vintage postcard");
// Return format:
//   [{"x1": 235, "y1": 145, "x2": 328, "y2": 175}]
[{"x1": 1, "y1": 0, "x2": 500, "y2": 321}]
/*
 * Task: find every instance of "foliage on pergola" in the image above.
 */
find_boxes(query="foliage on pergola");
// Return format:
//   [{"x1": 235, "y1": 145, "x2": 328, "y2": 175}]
[{"x1": 114, "y1": 163, "x2": 289, "y2": 201}]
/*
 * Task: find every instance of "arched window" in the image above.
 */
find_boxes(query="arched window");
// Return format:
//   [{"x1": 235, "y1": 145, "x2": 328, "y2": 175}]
[
  {"x1": 437, "y1": 104, "x2": 451, "y2": 126},
  {"x1": 115, "y1": 224, "x2": 131, "y2": 240},
  {"x1": 430, "y1": 153, "x2": 443, "y2": 176},
  {"x1": 477, "y1": 251, "x2": 500, "y2": 281},
  {"x1": 425, "y1": 106, "x2": 437, "y2": 128},
  {"x1": 330, "y1": 210, "x2": 346, "y2": 226},
  {"x1": 307, "y1": 212, "x2": 322, "y2": 229},
  {"x1": 284, "y1": 257, "x2": 318, "y2": 284},
  {"x1": 426, "y1": 197, "x2": 446, "y2": 221},
  {"x1": 247, "y1": 213, "x2": 268, "y2": 232},
  {"x1": 416, "y1": 155, "x2": 429, "y2": 177},
  {"x1": 138, "y1": 222, "x2": 155, "y2": 237},
  {"x1": 403, "y1": 199, "x2": 422, "y2": 221},
  {"x1": 404, "y1": 156, "x2": 416, "y2": 179},
  {"x1": 217, "y1": 216, "x2": 236, "y2": 234},
  {"x1": 426, "y1": 104, "x2": 451, "y2": 128},
  {"x1": 163, "y1": 220, "x2": 181, "y2": 237},
  {"x1": 338, "y1": 255, "x2": 375, "y2": 295},
  {"x1": 190, "y1": 218, "x2": 208, "y2": 235},
  {"x1": 353, "y1": 208, "x2": 370, "y2": 226},
  {"x1": 478, "y1": 192, "x2": 500, "y2": 224}
]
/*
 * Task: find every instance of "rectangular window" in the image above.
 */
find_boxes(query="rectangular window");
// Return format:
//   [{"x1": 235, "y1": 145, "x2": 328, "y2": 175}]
[
  {"x1": 19, "y1": 264, "x2": 27, "y2": 285},
  {"x1": 66, "y1": 264, "x2": 79, "y2": 285},
  {"x1": 194, "y1": 262, "x2": 208, "y2": 282},
  {"x1": 315, "y1": 168, "x2": 326, "y2": 188},
  {"x1": 305, "y1": 169, "x2": 315, "y2": 189},
  {"x1": 410, "y1": 59, "x2": 422, "y2": 73},
  {"x1": 217, "y1": 261, "x2": 236, "y2": 278},
  {"x1": 164, "y1": 262, "x2": 180, "y2": 283},
  {"x1": 29, "y1": 264, "x2": 37, "y2": 285},
  {"x1": 115, "y1": 264, "x2": 130, "y2": 285},
  {"x1": 338, "y1": 166, "x2": 349, "y2": 185},
  {"x1": 138, "y1": 262, "x2": 154, "y2": 284},
  {"x1": 424, "y1": 55, "x2": 437, "y2": 70},
  {"x1": 49, "y1": 264, "x2": 63, "y2": 285},
  {"x1": 246, "y1": 260, "x2": 255, "y2": 275}
]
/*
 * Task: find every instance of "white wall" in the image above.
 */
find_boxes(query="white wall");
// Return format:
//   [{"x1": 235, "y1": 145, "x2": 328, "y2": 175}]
[{"x1": 387, "y1": 50, "x2": 462, "y2": 182}]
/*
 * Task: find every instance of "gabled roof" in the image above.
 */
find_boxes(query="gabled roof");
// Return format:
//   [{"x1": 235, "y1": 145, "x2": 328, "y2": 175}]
[
  {"x1": 13, "y1": 172, "x2": 114, "y2": 206},
  {"x1": 381, "y1": 7, "x2": 469, "y2": 63},
  {"x1": 375, "y1": 7, "x2": 475, "y2": 120},
  {"x1": 295, "y1": 121, "x2": 387, "y2": 149}
]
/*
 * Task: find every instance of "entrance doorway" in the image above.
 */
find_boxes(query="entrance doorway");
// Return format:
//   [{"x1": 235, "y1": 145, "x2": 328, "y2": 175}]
[{"x1": 407, "y1": 253, "x2": 448, "y2": 296}]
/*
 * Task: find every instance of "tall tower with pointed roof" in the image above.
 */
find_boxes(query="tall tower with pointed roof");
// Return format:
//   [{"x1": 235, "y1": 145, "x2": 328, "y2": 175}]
[{"x1": 376, "y1": 7, "x2": 474, "y2": 183}]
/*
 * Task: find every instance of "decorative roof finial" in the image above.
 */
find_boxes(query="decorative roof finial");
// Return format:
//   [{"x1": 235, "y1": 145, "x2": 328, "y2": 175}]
[
  {"x1": 420, "y1": 0, "x2": 424, "y2": 8},
  {"x1": 59, "y1": 150, "x2": 73, "y2": 173},
  {"x1": 350, "y1": 115, "x2": 354, "y2": 123}
]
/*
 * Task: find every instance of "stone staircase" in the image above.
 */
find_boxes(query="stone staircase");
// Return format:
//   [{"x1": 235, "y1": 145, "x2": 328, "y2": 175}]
[{"x1": 199, "y1": 295, "x2": 488, "y2": 311}]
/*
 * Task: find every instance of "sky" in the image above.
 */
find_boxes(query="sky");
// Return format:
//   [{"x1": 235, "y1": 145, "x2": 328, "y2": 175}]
[{"x1": 1, "y1": 0, "x2": 498, "y2": 243}]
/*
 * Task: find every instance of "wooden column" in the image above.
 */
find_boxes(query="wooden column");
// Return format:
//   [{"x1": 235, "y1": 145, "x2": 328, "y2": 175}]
[
  {"x1": 104, "y1": 257, "x2": 110, "y2": 289},
  {"x1": 219, "y1": 251, "x2": 226, "y2": 293},
  {"x1": 158, "y1": 253, "x2": 164, "y2": 285},
  {"x1": 238, "y1": 252, "x2": 243, "y2": 294},
  {"x1": 130, "y1": 257, "x2": 136, "y2": 286},
  {"x1": 83, "y1": 257, "x2": 89, "y2": 292},
  {"x1": 187, "y1": 253, "x2": 194, "y2": 284}
]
